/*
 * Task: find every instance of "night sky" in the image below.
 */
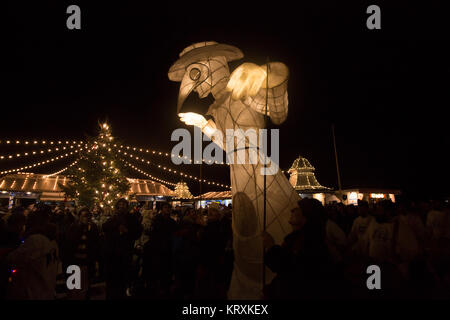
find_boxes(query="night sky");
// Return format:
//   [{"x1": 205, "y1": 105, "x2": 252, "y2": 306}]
[{"x1": 3, "y1": 1, "x2": 449, "y2": 199}]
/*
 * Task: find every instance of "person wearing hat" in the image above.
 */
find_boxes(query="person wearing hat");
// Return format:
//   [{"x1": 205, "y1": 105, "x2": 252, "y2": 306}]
[{"x1": 169, "y1": 42, "x2": 300, "y2": 299}]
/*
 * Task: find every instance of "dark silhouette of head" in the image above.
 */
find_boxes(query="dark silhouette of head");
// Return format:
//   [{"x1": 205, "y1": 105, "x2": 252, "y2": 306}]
[
  {"x1": 297, "y1": 198, "x2": 327, "y2": 249},
  {"x1": 115, "y1": 198, "x2": 129, "y2": 214}
]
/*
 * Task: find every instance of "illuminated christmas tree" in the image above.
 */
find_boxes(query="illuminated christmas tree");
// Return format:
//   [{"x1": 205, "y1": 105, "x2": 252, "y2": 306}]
[
  {"x1": 174, "y1": 181, "x2": 193, "y2": 199},
  {"x1": 61, "y1": 123, "x2": 130, "y2": 209}
]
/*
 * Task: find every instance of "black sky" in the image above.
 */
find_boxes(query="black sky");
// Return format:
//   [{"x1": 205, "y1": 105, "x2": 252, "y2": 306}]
[{"x1": 3, "y1": 1, "x2": 449, "y2": 198}]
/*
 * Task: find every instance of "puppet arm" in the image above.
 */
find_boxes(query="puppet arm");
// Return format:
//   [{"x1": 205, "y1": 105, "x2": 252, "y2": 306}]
[{"x1": 179, "y1": 112, "x2": 224, "y2": 150}]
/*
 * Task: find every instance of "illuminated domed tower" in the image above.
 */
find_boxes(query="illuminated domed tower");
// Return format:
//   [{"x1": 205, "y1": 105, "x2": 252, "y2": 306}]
[
  {"x1": 288, "y1": 155, "x2": 331, "y2": 203},
  {"x1": 174, "y1": 181, "x2": 193, "y2": 199}
]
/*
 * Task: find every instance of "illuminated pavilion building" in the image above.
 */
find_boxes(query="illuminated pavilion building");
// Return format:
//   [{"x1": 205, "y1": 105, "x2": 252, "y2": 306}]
[
  {"x1": 288, "y1": 155, "x2": 334, "y2": 204},
  {"x1": 287, "y1": 155, "x2": 401, "y2": 205}
]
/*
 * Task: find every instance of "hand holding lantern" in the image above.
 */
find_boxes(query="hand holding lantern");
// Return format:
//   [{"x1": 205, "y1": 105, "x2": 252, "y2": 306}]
[{"x1": 178, "y1": 112, "x2": 208, "y2": 129}]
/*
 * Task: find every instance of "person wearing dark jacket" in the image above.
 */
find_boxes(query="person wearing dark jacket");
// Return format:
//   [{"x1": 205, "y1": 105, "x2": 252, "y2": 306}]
[
  {"x1": 0, "y1": 209, "x2": 26, "y2": 299},
  {"x1": 263, "y1": 198, "x2": 337, "y2": 299},
  {"x1": 171, "y1": 219, "x2": 200, "y2": 298},
  {"x1": 102, "y1": 198, "x2": 142, "y2": 299},
  {"x1": 142, "y1": 202, "x2": 176, "y2": 297},
  {"x1": 63, "y1": 207, "x2": 99, "y2": 299},
  {"x1": 195, "y1": 205, "x2": 231, "y2": 299}
]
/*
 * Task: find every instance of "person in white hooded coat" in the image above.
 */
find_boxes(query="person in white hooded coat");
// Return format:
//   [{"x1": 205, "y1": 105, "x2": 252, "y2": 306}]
[{"x1": 7, "y1": 208, "x2": 60, "y2": 300}]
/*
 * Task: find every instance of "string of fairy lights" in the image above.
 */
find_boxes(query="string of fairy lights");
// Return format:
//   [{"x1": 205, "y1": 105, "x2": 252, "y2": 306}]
[
  {"x1": 0, "y1": 144, "x2": 83, "y2": 160},
  {"x1": 115, "y1": 144, "x2": 230, "y2": 165},
  {"x1": 114, "y1": 143, "x2": 286, "y2": 173},
  {"x1": 0, "y1": 137, "x2": 231, "y2": 189},
  {"x1": 122, "y1": 153, "x2": 231, "y2": 188},
  {"x1": 121, "y1": 159, "x2": 177, "y2": 187},
  {"x1": 0, "y1": 140, "x2": 82, "y2": 146},
  {"x1": 0, "y1": 149, "x2": 82, "y2": 175},
  {"x1": 0, "y1": 136, "x2": 291, "y2": 189},
  {"x1": 43, "y1": 160, "x2": 79, "y2": 178}
]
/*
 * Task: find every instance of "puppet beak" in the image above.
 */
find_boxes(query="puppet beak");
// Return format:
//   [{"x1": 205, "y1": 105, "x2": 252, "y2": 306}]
[{"x1": 177, "y1": 73, "x2": 197, "y2": 113}]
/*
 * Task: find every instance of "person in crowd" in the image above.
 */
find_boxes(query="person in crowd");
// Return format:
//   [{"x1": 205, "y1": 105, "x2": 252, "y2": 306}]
[
  {"x1": 6, "y1": 205, "x2": 60, "y2": 300},
  {"x1": 442, "y1": 202, "x2": 450, "y2": 250},
  {"x1": 22, "y1": 204, "x2": 32, "y2": 218},
  {"x1": 263, "y1": 198, "x2": 336, "y2": 299},
  {"x1": 64, "y1": 205, "x2": 78, "y2": 227},
  {"x1": 391, "y1": 200, "x2": 432, "y2": 297},
  {"x1": 0, "y1": 209, "x2": 27, "y2": 299},
  {"x1": 102, "y1": 198, "x2": 142, "y2": 299},
  {"x1": 94, "y1": 205, "x2": 107, "y2": 283},
  {"x1": 62, "y1": 207, "x2": 100, "y2": 299},
  {"x1": 344, "y1": 205, "x2": 358, "y2": 234},
  {"x1": 426, "y1": 200, "x2": 446, "y2": 243},
  {"x1": 142, "y1": 202, "x2": 176, "y2": 297},
  {"x1": 91, "y1": 205, "x2": 103, "y2": 226},
  {"x1": 50, "y1": 206, "x2": 65, "y2": 227},
  {"x1": 180, "y1": 207, "x2": 195, "y2": 224},
  {"x1": 348, "y1": 200, "x2": 373, "y2": 257},
  {"x1": 50, "y1": 206, "x2": 67, "y2": 253},
  {"x1": 364, "y1": 200, "x2": 404, "y2": 296},
  {"x1": 333, "y1": 203, "x2": 347, "y2": 233},
  {"x1": 0, "y1": 218, "x2": 9, "y2": 299},
  {"x1": 438, "y1": 203, "x2": 450, "y2": 289},
  {"x1": 395, "y1": 201, "x2": 426, "y2": 264},
  {"x1": 425, "y1": 201, "x2": 450, "y2": 295},
  {"x1": 195, "y1": 203, "x2": 231, "y2": 299},
  {"x1": 172, "y1": 218, "x2": 201, "y2": 298},
  {"x1": 3, "y1": 208, "x2": 27, "y2": 248},
  {"x1": 364, "y1": 200, "x2": 397, "y2": 264},
  {"x1": 418, "y1": 200, "x2": 431, "y2": 225},
  {"x1": 131, "y1": 204, "x2": 143, "y2": 223},
  {"x1": 325, "y1": 211, "x2": 347, "y2": 264}
]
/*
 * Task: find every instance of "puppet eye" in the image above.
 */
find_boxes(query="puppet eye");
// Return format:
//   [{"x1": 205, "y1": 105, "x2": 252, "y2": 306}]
[{"x1": 189, "y1": 68, "x2": 201, "y2": 81}]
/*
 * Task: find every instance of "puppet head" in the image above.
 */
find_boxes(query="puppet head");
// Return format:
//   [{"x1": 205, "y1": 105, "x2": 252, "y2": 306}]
[{"x1": 168, "y1": 41, "x2": 243, "y2": 112}]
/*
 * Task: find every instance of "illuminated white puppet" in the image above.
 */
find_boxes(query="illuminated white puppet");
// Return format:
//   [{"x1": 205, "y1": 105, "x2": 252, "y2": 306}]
[{"x1": 168, "y1": 41, "x2": 300, "y2": 299}]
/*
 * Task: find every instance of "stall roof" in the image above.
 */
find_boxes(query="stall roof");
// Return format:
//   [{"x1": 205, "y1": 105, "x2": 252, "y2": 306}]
[
  {"x1": 342, "y1": 188, "x2": 401, "y2": 195},
  {"x1": 196, "y1": 191, "x2": 232, "y2": 200},
  {"x1": 0, "y1": 173, "x2": 175, "y2": 197},
  {"x1": 127, "y1": 178, "x2": 176, "y2": 196}
]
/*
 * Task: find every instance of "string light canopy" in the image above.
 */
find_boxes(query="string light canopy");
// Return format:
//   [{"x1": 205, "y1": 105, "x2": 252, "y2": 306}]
[
  {"x1": 122, "y1": 159, "x2": 177, "y2": 187},
  {"x1": 0, "y1": 141, "x2": 231, "y2": 189},
  {"x1": 0, "y1": 149, "x2": 82, "y2": 175},
  {"x1": 0, "y1": 140, "x2": 82, "y2": 145},
  {"x1": 43, "y1": 160, "x2": 79, "y2": 178},
  {"x1": 122, "y1": 152, "x2": 230, "y2": 188},
  {"x1": 0, "y1": 127, "x2": 231, "y2": 189},
  {"x1": 0, "y1": 144, "x2": 85, "y2": 160},
  {"x1": 114, "y1": 143, "x2": 229, "y2": 165}
]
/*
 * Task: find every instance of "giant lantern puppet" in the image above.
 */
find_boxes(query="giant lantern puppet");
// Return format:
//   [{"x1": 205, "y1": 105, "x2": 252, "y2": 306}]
[{"x1": 169, "y1": 41, "x2": 300, "y2": 299}]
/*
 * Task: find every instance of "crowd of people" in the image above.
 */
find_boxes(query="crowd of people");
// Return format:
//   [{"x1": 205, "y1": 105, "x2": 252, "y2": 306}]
[
  {"x1": 0, "y1": 199, "x2": 233, "y2": 300},
  {"x1": 263, "y1": 198, "x2": 450, "y2": 299},
  {"x1": 0, "y1": 196, "x2": 449, "y2": 300}
]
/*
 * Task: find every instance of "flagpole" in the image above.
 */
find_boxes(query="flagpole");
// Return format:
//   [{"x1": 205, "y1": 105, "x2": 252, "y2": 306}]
[
  {"x1": 332, "y1": 124, "x2": 343, "y2": 199},
  {"x1": 199, "y1": 159, "x2": 203, "y2": 208},
  {"x1": 262, "y1": 59, "x2": 269, "y2": 290}
]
